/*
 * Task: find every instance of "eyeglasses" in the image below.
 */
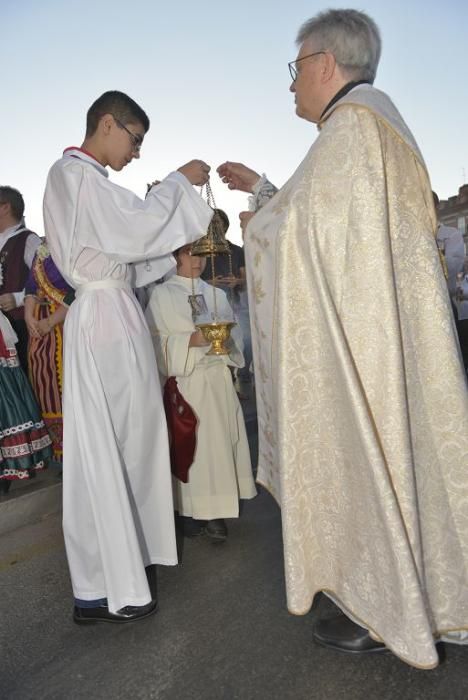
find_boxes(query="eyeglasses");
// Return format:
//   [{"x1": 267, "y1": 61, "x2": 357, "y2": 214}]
[
  {"x1": 114, "y1": 117, "x2": 143, "y2": 153},
  {"x1": 288, "y1": 51, "x2": 326, "y2": 81}
]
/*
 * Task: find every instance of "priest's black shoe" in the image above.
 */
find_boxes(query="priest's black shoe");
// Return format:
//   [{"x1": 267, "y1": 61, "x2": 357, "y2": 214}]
[
  {"x1": 205, "y1": 519, "x2": 228, "y2": 543},
  {"x1": 313, "y1": 613, "x2": 387, "y2": 654},
  {"x1": 73, "y1": 599, "x2": 158, "y2": 625}
]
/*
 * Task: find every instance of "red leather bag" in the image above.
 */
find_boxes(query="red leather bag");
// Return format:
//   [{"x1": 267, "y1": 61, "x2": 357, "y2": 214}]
[{"x1": 163, "y1": 377, "x2": 197, "y2": 483}]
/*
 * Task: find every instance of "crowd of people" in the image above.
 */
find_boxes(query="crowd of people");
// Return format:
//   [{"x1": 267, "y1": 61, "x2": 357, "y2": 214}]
[{"x1": 1, "y1": 7, "x2": 468, "y2": 671}]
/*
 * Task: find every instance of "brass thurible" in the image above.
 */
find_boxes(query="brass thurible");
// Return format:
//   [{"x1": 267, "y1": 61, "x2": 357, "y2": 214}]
[{"x1": 192, "y1": 182, "x2": 236, "y2": 355}]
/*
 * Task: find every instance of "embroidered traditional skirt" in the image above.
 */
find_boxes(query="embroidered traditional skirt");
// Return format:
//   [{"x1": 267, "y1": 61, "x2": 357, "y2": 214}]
[
  {"x1": 28, "y1": 301, "x2": 65, "y2": 461},
  {"x1": 0, "y1": 354, "x2": 52, "y2": 480}
]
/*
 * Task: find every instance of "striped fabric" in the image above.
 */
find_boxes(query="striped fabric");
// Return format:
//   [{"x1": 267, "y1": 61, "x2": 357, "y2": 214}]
[{"x1": 28, "y1": 300, "x2": 64, "y2": 460}]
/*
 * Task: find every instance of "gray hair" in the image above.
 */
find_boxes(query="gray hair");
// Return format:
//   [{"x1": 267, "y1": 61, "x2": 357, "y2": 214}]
[{"x1": 297, "y1": 9, "x2": 382, "y2": 83}]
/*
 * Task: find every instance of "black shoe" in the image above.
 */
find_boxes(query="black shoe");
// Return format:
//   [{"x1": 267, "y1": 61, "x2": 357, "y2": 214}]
[
  {"x1": 205, "y1": 519, "x2": 228, "y2": 543},
  {"x1": 313, "y1": 613, "x2": 387, "y2": 654},
  {"x1": 177, "y1": 516, "x2": 207, "y2": 538},
  {"x1": 73, "y1": 599, "x2": 158, "y2": 625}
]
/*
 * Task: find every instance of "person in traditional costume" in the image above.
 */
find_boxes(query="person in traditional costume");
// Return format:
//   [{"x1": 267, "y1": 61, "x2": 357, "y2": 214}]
[
  {"x1": 24, "y1": 242, "x2": 75, "y2": 466},
  {"x1": 0, "y1": 187, "x2": 41, "y2": 370},
  {"x1": 145, "y1": 244, "x2": 256, "y2": 542},
  {"x1": 43, "y1": 90, "x2": 213, "y2": 624},
  {"x1": 0, "y1": 309, "x2": 52, "y2": 493},
  {"x1": 217, "y1": 9, "x2": 468, "y2": 669}
]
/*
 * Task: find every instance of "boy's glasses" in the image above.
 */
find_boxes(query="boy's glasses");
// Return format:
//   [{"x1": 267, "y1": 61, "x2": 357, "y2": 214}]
[{"x1": 114, "y1": 117, "x2": 143, "y2": 153}]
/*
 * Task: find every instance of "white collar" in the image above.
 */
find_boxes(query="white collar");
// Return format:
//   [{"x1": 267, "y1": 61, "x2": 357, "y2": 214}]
[
  {"x1": 63, "y1": 147, "x2": 109, "y2": 178},
  {"x1": 171, "y1": 274, "x2": 204, "y2": 290},
  {"x1": 0, "y1": 222, "x2": 27, "y2": 241}
]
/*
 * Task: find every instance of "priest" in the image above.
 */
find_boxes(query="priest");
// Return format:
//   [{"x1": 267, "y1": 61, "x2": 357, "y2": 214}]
[
  {"x1": 218, "y1": 9, "x2": 468, "y2": 669},
  {"x1": 44, "y1": 90, "x2": 213, "y2": 623}
]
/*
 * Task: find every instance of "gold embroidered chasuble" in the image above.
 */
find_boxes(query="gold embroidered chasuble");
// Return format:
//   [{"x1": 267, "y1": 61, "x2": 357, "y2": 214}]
[{"x1": 245, "y1": 84, "x2": 468, "y2": 669}]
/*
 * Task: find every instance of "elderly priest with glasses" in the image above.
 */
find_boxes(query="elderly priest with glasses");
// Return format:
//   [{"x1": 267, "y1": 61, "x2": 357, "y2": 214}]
[{"x1": 218, "y1": 8, "x2": 468, "y2": 669}]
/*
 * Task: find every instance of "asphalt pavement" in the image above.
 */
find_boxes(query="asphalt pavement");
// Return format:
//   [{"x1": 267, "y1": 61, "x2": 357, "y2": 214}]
[{"x1": 1, "y1": 391, "x2": 467, "y2": 700}]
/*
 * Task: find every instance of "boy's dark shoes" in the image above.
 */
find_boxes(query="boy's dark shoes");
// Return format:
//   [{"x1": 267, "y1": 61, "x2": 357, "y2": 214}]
[
  {"x1": 177, "y1": 515, "x2": 207, "y2": 538},
  {"x1": 73, "y1": 599, "x2": 158, "y2": 625},
  {"x1": 205, "y1": 519, "x2": 228, "y2": 543}
]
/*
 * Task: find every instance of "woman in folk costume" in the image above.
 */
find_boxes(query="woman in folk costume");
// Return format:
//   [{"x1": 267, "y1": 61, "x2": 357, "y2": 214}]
[
  {"x1": 0, "y1": 186, "x2": 41, "y2": 371},
  {"x1": 0, "y1": 309, "x2": 52, "y2": 492},
  {"x1": 145, "y1": 244, "x2": 256, "y2": 542},
  {"x1": 24, "y1": 242, "x2": 75, "y2": 465}
]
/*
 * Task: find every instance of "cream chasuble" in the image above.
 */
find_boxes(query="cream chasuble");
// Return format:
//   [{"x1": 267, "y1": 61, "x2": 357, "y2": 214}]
[
  {"x1": 245, "y1": 85, "x2": 468, "y2": 669},
  {"x1": 145, "y1": 276, "x2": 256, "y2": 519},
  {"x1": 43, "y1": 148, "x2": 213, "y2": 613}
]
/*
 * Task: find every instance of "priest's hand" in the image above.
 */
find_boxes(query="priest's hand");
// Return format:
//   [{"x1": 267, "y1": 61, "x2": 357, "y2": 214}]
[
  {"x1": 217, "y1": 162, "x2": 261, "y2": 193},
  {"x1": 239, "y1": 211, "x2": 255, "y2": 238},
  {"x1": 178, "y1": 160, "x2": 211, "y2": 186},
  {"x1": 189, "y1": 329, "x2": 211, "y2": 348},
  {"x1": 0, "y1": 293, "x2": 16, "y2": 312}
]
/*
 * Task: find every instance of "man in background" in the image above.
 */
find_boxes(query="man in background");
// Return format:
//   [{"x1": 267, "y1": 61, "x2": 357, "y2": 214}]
[{"x1": 0, "y1": 187, "x2": 40, "y2": 369}]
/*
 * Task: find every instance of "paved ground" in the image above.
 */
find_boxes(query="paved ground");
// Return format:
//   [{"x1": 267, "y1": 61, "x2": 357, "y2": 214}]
[{"x1": 1, "y1": 397, "x2": 468, "y2": 699}]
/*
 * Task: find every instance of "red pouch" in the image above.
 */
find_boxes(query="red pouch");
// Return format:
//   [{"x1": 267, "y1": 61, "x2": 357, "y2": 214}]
[{"x1": 163, "y1": 377, "x2": 197, "y2": 483}]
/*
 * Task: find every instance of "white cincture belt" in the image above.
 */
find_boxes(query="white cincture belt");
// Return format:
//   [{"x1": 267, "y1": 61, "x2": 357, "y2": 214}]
[{"x1": 75, "y1": 279, "x2": 131, "y2": 298}]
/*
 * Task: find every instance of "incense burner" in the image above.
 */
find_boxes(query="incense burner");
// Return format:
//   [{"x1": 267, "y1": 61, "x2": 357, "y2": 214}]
[{"x1": 196, "y1": 321, "x2": 236, "y2": 355}]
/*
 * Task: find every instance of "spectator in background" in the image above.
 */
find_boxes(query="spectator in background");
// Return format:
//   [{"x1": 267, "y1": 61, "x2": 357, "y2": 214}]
[
  {"x1": 24, "y1": 241, "x2": 75, "y2": 467},
  {"x1": 433, "y1": 191, "x2": 467, "y2": 367},
  {"x1": 433, "y1": 191, "x2": 465, "y2": 297},
  {"x1": 0, "y1": 309, "x2": 52, "y2": 494},
  {"x1": 0, "y1": 187, "x2": 40, "y2": 370},
  {"x1": 201, "y1": 209, "x2": 253, "y2": 386},
  {"x1": 455, "y1": 257, "x2": 468, "y2": 372}
]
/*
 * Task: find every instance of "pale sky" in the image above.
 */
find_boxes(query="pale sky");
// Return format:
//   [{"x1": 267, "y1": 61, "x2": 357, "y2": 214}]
[{"x1": 2, "y1": 0, "x2": 467, "y2": 244}]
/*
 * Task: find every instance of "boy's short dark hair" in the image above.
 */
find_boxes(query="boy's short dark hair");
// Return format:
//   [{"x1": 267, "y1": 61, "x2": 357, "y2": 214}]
[
  {"x1": 0, "y1": 186, "x2": 25, "y2": 221},
  {"x1": 86, "y1": 91, "x2": 150, "y2": 137}
]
